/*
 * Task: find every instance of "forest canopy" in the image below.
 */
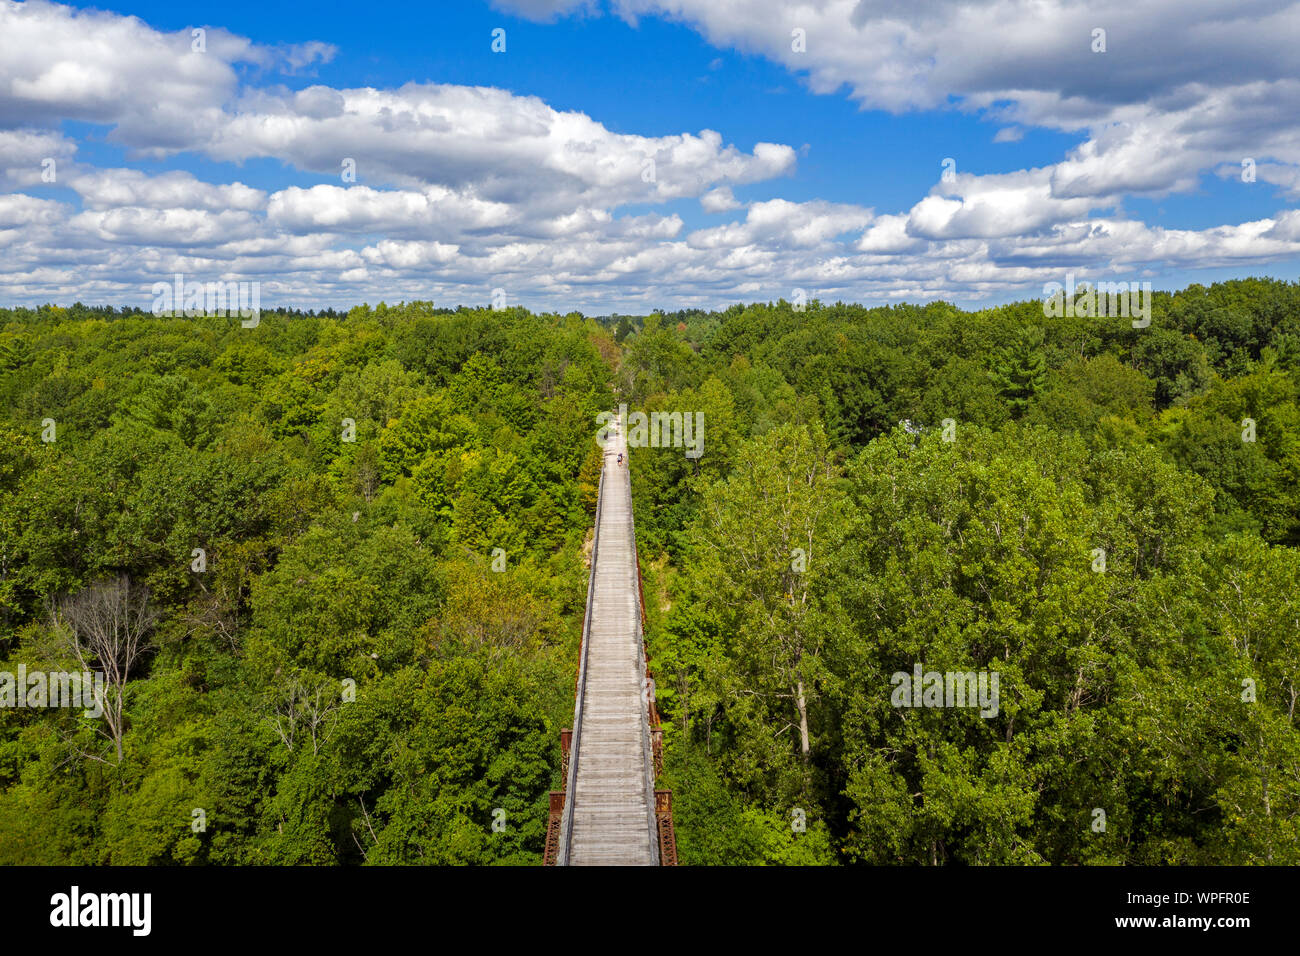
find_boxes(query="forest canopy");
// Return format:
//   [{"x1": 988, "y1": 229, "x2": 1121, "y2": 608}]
[{"x1": 1, "y1": 278, "x2": 1298, "y2": 864}]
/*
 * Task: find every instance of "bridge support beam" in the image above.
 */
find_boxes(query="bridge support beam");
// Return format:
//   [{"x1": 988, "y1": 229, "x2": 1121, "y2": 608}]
[{"x1": 655, "y1": 790, "x2": 678, "y2": 866}]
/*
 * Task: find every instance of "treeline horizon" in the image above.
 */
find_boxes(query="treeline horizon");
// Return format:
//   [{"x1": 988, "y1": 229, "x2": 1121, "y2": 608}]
[{"x1": 7, "y1": 272, "x2": 1294, "y2": 328}]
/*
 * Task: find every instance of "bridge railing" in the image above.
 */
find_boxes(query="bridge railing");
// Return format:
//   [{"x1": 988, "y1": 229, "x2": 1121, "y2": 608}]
[
  {"x1": 546, "y1": 456, "x2": 605, "y2": 866},
  {"x1": 626, "y1": 448, "x2": 678, "y2": 865},
  {"x1": 625, "y1": 455, "x2": 664, "y2": 864}
]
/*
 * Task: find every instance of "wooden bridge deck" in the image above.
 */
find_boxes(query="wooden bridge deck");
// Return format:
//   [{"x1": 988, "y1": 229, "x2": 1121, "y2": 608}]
[{"x1": 560, "y1": 419, "x2": 659, "y2": 866}]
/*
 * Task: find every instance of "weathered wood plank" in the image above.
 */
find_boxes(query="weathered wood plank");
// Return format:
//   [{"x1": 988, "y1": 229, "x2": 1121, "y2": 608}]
[{"x1": 566, "y1": 421, "x2": 657, "y2": 866}]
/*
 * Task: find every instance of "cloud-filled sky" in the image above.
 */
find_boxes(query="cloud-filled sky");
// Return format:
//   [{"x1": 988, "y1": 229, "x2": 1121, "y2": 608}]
[{"x1": 2, "y1": 0, "x2": 1299, "y2": 312}]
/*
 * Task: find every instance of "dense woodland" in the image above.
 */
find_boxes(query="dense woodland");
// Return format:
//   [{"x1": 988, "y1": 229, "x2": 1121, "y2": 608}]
[{"x1": 1, "y1": 277, "x2": 1298, "y2": 864}]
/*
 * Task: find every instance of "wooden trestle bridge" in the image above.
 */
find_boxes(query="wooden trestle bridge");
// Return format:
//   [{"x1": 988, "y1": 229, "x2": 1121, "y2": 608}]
[{"x1": 544, "y1": 415, "x2": 677, "y2": 865}]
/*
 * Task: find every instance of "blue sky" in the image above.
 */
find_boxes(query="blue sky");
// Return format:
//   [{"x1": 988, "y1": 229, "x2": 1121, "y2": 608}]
[
  {"x1": 3, "y1": 0, "x2": 1300, "y2": 311},
  {"x1": 63, "y1": 1, "x2": 1088, "y2": 212}
]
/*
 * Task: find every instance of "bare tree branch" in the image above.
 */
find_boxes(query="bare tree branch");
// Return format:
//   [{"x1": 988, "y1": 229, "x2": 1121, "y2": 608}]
[{"x1": 51, "y1": 575, "x2": 158, "y2": 763}]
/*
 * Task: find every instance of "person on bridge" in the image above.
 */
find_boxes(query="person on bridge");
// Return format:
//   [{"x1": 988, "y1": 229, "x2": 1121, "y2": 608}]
[{"x1": 617, "y1": 453, "x2": 624, "y2": 467}]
